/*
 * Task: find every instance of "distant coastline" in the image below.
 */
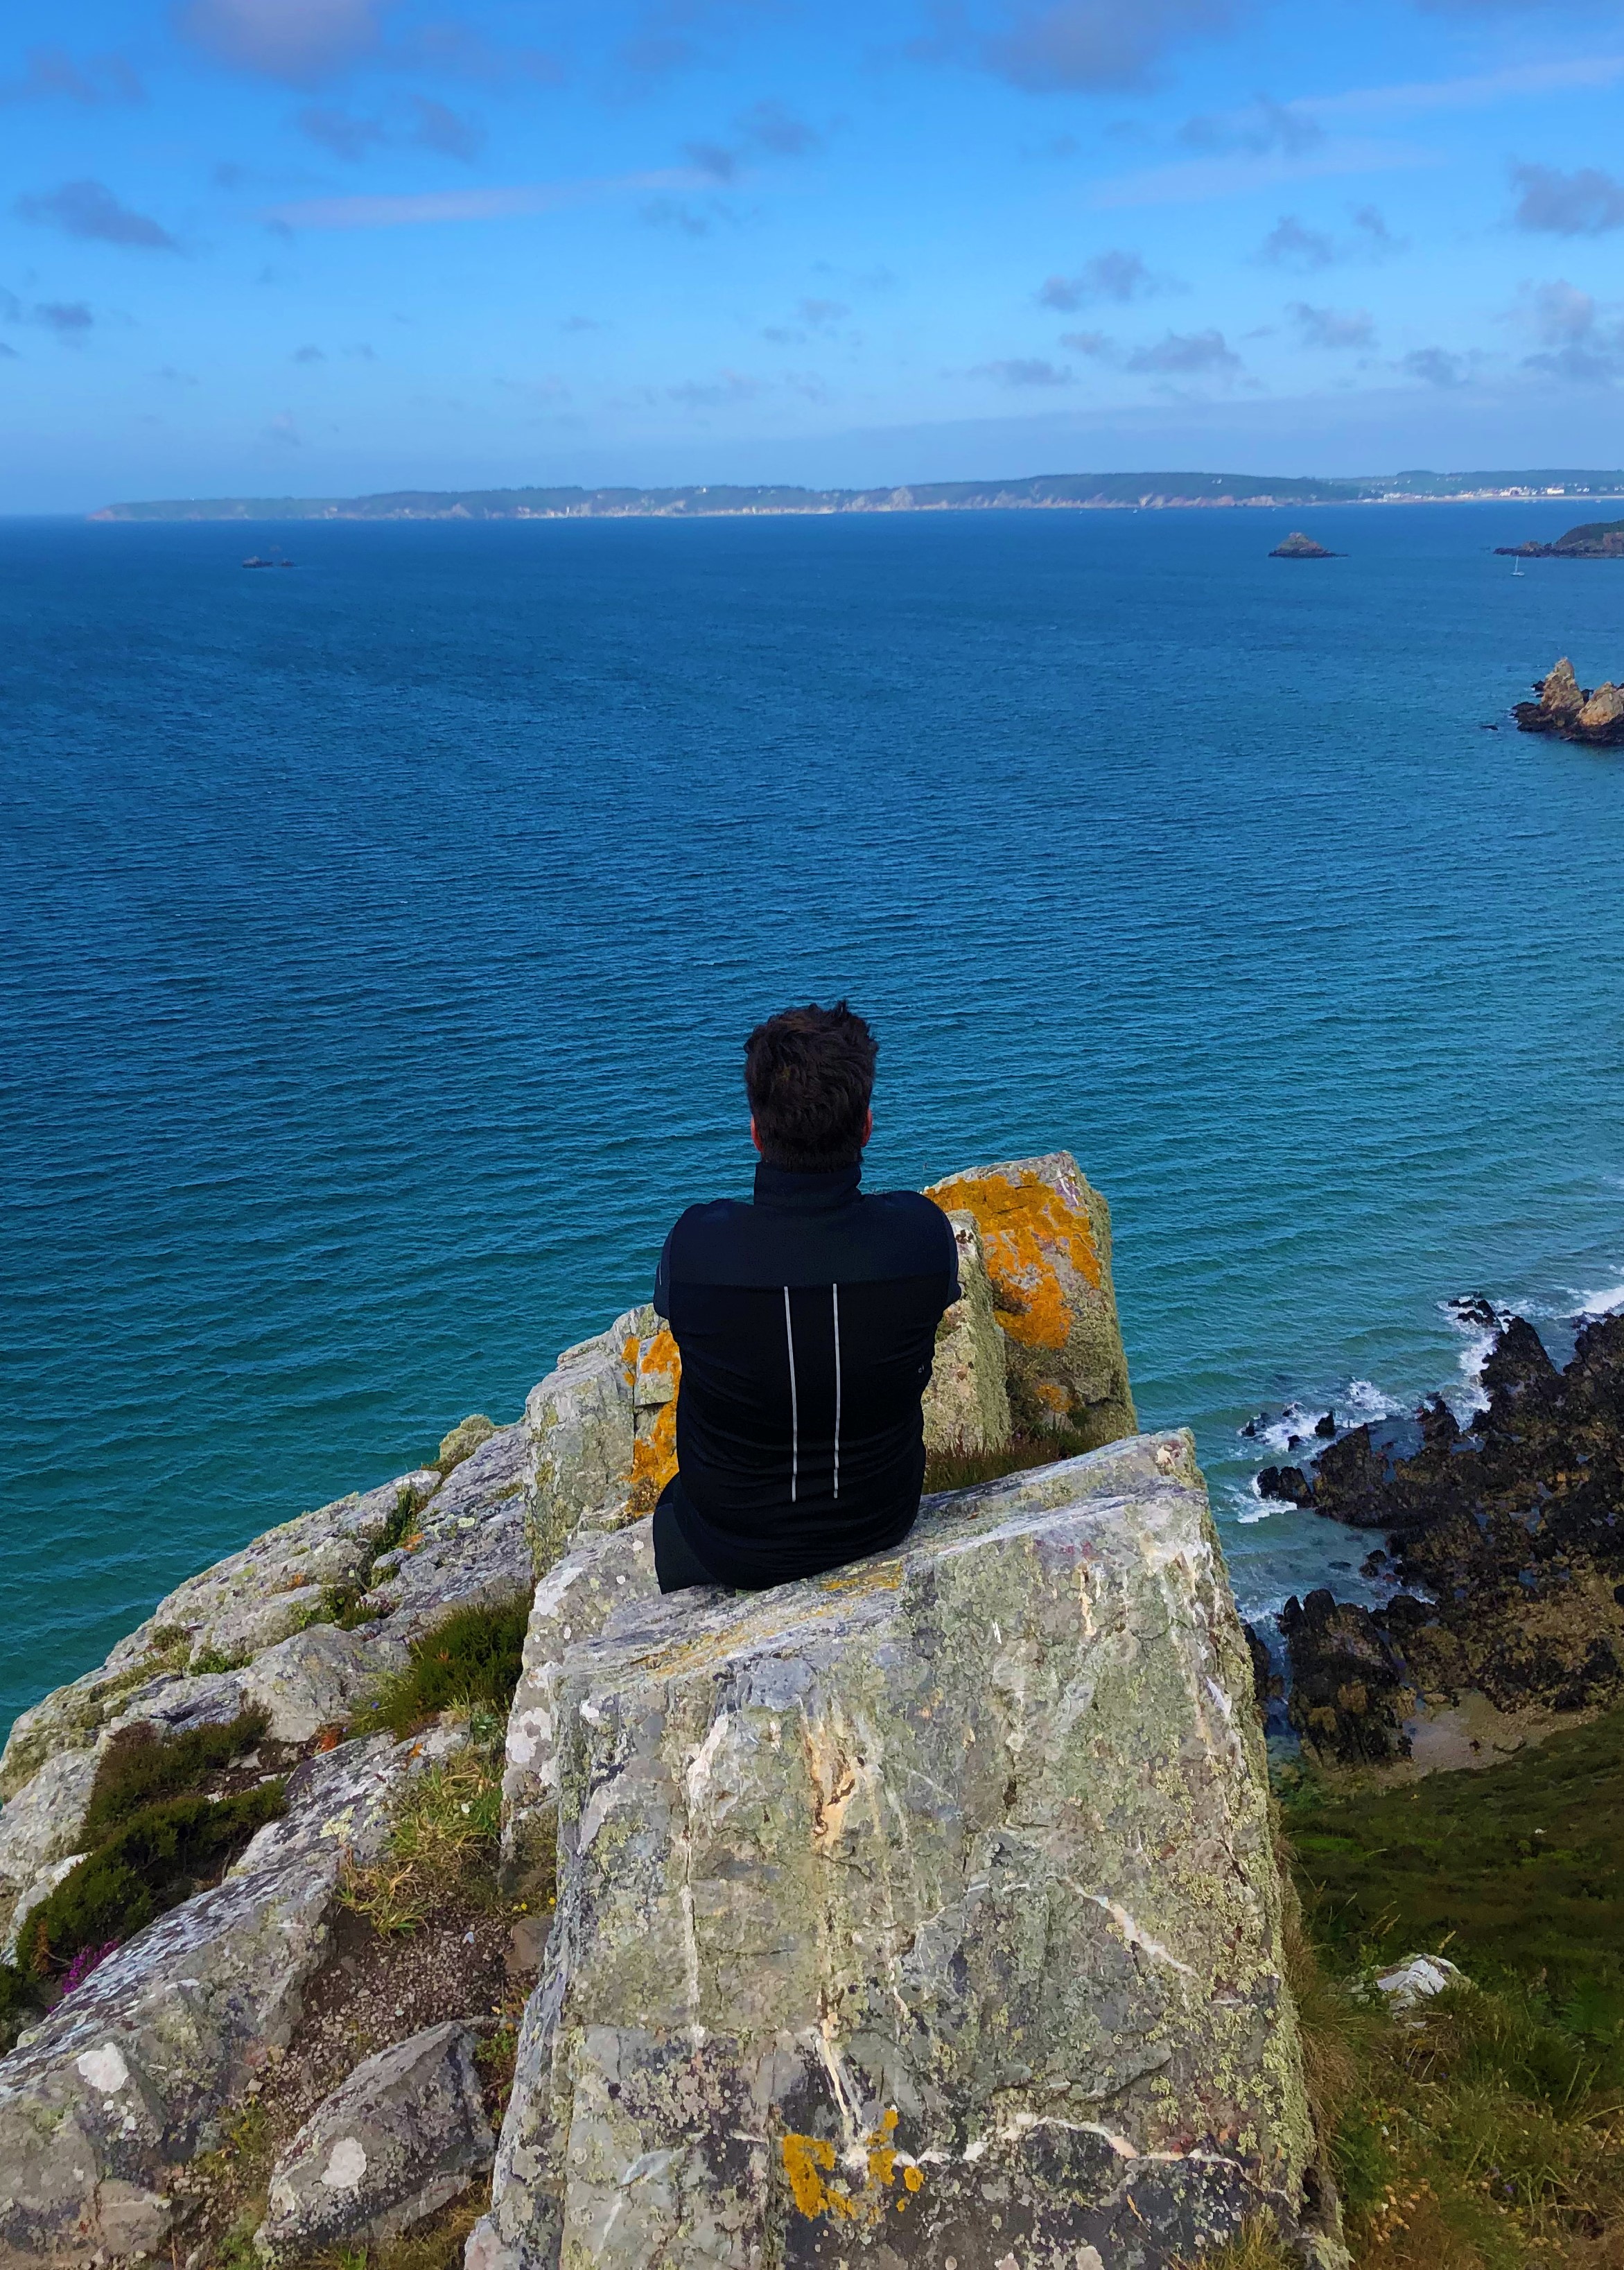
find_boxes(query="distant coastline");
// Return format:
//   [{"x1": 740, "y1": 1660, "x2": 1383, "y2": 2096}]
[{"x1": 89, "y1": 467, "x2": 1624, "y2": 523}]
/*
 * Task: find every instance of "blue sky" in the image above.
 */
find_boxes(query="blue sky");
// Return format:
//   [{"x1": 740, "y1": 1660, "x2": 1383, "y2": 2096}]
[{"x1": 3, "y1": 0, "x2": 1623, "y2": 507}]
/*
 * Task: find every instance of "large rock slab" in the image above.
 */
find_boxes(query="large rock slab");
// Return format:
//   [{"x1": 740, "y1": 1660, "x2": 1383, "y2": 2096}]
[
  {"x1": 928, "y1": 1151, "x2": 1137, "y2": 1448},
  {"x1": 0, "y1": 1750, "x2": 101, "y2": 1963},
  {"x1": 256, "y1": 2020, "x2": 494, "y2": 2261},
  {"x1": 0, "y1": 1733, "x2": 444, "y2": 2264},
  {"x1": 474, "y1": 1434, "x2": 1315, "y2": 2270},
  {"x1": 500, "y1": 1526, "x2": 663, "y2": 1896}
]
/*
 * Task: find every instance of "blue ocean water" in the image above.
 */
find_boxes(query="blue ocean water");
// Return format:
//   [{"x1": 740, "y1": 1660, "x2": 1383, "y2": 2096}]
[{"x1": 5, "y1": 500, "x2": 1624, "y2": 1741}]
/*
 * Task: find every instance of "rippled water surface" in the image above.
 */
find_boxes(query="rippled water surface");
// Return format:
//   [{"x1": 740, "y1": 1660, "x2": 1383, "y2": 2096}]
[{"x1": 6, "y1": 502, "x2": 1624, "y2": 1738}]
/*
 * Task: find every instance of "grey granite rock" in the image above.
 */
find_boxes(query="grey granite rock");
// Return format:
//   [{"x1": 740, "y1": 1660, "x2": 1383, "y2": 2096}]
[
  {"x1": 0, "y1": 1468, "x2": 442, "y2": 1798},
  {"x1": 523, "y1": 1318, "x2": 640, "y2": 1573},
  {"x1": 500, "y1": 1524, "x2": 663, "y2": 1895},
  {"x1": 367, "y1": 1425, "x2": 533, "y2": 1635},
  {"x1": 0, "y1": 1749, "x2": 101, "y2": 1961},
  {"x1": 0, "y1": 1733, "x2": 438, "y2": 2263},
  {"x1": 256, "y1": 2020, "x2": 495, "y2": 2261},
  {"x1": 475, "y1": 1433, "x2": 1315, "y2": 2270},
  {"x1": 921, "y1": 1209, "x2": 1013, "y2": 1457}
]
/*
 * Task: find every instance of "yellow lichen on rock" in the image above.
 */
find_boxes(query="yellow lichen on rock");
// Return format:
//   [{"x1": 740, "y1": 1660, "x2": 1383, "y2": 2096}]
[
  {"x1": 926, "y1": 1151, "x2": 1136, "y2": 1449},
  {"x1": 628, "y1": 1325, "x2": 681, "y2": 1515},
  {"x1": 929, "y1": 1162, "x2": 1099, "y2": 1350},
  {"x1": 779, "y1": 2112, "x2": 918, "y2": 2227}
]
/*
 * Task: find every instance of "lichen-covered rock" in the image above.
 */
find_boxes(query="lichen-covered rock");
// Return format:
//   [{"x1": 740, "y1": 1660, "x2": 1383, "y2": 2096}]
[
  {"x1": 629, "y1": 1312, "x2": 681, "y2": 1521},
  {"x1": 439, "y1": 1414, "x2": 499, "y2": 1470},
  {"x1": 0, "y1": 1749, "x2": 101, "y2": 1960},
  {"x1": 475, "y1": 1433, "x2": 1314, "y2": 2270},
  {"x1": 0, "y1": 1468, "x2": 442, "y2": 1798},
  {"x1": 500, "y1": 1526, "x2": 661, "y2": 1895},
  {"x1": 238, "y1": 1623, "x2": 412, "y2": 1744},
  {"x1": 256, "y1": 2020, "x2": 494, "y2": 2262},
  {"x1": 523, "y1": 1318, "x2": 639, "y2": 1573},
  {"x1": 927, "y1": 1151, "x2": 1136, "y2": 1448},
  {"x1": 920, "y1": 1210, "x2": 1012, "y2": 1457},
  {"x1": 0, "y1": 1732, "x2": 436, "y2": 2263},
  {"x1": 363, "y1": 1424, "x2": 532, "y2": 1632},
  {"x1": 1539, "y1": 656, "x2": 1584, "y2": 717}
]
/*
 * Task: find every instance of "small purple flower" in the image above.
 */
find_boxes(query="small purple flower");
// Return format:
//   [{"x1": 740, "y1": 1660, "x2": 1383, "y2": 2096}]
[{"x1": 59, "y1": 1941, "x2": 119, "y2": 1999}]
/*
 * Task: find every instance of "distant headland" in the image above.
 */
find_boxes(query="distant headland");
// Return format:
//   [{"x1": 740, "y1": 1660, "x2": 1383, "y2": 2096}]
[
  {"x1": 1495, "y1": 517, "x2": 1624, "y2": 559},
  {"x1": 87, "y1": 466, "x2": 1624, "y2": 523}
]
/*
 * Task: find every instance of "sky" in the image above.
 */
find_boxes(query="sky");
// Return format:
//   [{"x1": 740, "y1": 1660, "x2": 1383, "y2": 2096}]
[{"x1": 2, "y1": 0, "x2": 1623, "y2": 508}]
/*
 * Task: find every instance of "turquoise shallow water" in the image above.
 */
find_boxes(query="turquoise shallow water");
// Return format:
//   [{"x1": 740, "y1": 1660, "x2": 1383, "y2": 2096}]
[{"x1": 4, "y1": 500, "x2": 1624, "y2": 1740}]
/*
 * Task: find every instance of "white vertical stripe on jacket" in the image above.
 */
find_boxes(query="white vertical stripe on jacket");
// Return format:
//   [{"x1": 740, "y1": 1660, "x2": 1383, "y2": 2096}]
[
  {"x1": 783, "y1": 1285, "x2": 799, "y2": 1503},
  {"x1": 831, "y1": 1283, "x2": 841, "y2": 1499}
]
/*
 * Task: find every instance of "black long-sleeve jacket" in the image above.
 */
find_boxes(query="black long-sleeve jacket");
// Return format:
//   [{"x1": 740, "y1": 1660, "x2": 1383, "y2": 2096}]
[{"x1": 652, "y1": 1160, "x2": 959, "y2": 1588}]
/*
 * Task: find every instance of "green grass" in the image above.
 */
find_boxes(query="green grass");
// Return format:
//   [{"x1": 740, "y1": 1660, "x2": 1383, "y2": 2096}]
[
  {"x1": 83, "y1": 1709, "x2": 269, "y2": 1841},
  {"x1": 1280, "y1": 1704, "x2": 1624, "y2": 2270},
  {"x1": 339, "y1": 1743, "x2": 504, "y2": 1935},
  {"x1": 354, "y1": 1600, "x2": 527, "y2": 1739},
  {"x1": 1283, "y1": 1706, "x2": 1624, "y2": 2027}
]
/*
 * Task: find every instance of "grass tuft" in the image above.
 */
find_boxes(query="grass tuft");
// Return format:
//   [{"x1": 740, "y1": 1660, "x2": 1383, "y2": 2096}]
[
  {"x1": 355, "y1": 1601, "x2": 527, "y2": 1740},
  {"x1": 339, "y1": 1743, "x2": 503, "y2": 1936},
  {"x1": 923, "y1": 1424, "x2": 1101, "y2": 1496}
]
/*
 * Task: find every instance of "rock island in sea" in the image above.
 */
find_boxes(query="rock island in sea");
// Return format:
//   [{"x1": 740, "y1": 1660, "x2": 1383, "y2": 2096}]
[
  {"x1": 1512, "y1": 656, "x2": 1624, "y2": 745},
  {"x1": 0, "y1": 1153, "x2": 1341, "y2": 2270}
]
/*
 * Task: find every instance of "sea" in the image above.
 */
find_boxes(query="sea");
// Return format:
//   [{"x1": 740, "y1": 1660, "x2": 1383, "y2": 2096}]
[{"x1": 5, "y1": 498, "x2": 1624, "y2": 1745}]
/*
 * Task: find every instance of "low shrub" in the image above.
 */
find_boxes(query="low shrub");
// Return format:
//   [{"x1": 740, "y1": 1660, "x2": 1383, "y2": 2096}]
[
  {"x1": 83, "y1": 1709, "x2": 269, "y2": 1841},
  {"x1": 358, "y1": 1601, "x2": 527, "y2": 1738},
  {"x1": 923, "y1": 1424, "x2": 1099, "y2": 1496},
  {"x1": 21, "y1": 1781, "x2": 286, "y2": 1975}
]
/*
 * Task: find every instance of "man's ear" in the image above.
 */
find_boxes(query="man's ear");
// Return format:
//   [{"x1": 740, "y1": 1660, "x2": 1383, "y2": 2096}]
[
  {"x1": 861, "y1": 1108, "x2": 873, "y2": 1149},
  {"x1": 750, "y1": 1116, "x2": 763, "y2": 1155}
]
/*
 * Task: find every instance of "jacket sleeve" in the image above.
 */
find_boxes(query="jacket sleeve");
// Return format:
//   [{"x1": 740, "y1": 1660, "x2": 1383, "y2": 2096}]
[{"x1": 652, "y1": 1227, "x2": 674, "y2": 1320}]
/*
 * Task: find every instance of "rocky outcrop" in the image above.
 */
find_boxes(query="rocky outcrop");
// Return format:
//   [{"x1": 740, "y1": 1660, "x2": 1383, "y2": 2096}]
[
  {"x1": 1512, "y1": 656, "x2": 1624, "y2": 744},
  {"x1": 522, "y1": 1309, "x2": 680, "y2": 1572},
  {"x1": 919, "y1": 1210, "x2": 1013, "y2": 1456},
  {"x1": 256, "y1": 2020, "x2": 495, "y2": 2261},
  {"x1": 1269, "y1": 531, "x2": 1338, "y2": 559},
  {"x1": 926, "y1": 1151, "x2": 1136, "y2": 1447},
  {"x1": 475, "y1": 1433, "x2": 1316, "y2": 2270},
  {"x1": 0, "y1": 1729, "x2": 460, "y2": 2262},
  {"x1": 1277, "y1": 1591, "x2": 1416, "y2": 1767},
  {"x1": 1274, "y1": 1313, "x2": 1624, "y2": 1762},
  {"x1": 1496, "y1": 518, "x2": 1624, "y2": 559}
]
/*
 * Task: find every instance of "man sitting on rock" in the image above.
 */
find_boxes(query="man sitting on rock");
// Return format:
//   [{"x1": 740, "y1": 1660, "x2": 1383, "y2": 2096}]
[{"x1": 651, "y1": 1001, "x2": 960, "y2": 1594}]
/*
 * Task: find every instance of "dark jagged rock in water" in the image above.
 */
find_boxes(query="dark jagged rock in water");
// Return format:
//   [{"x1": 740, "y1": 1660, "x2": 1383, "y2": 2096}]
[
  {"x1": 1269, "y1": 530, "x2": 1338, "y2": 559},
  {"x1": 1496, "y1": 517, "x2": 1624, "y2": 559},
  {"x1": 1277, "y1": 1313, "x2": 1624, "y2": 1759},
  {"x1": 1257, "y1": 1463, "x2": 1314, "y2": 1506},
  {"x1": 1314, "y1": 1409, "x2": 1337, "y2": 1438},
  {"x1": 1278, "y1": 1590, "x2": 1415, "y2": 1765},
  {"x1": 1512, "y1": 656, "x2": 1624, "y2": 744}
]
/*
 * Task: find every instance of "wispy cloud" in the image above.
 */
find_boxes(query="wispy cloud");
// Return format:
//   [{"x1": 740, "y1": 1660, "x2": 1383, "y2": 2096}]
[
  {"x1": 1124, "y1": 326, "x2": 1241, "y2": 375},
  {"x1": 1510, "y1": 161, "x2": 1624, "y2": 236},
  {"x1": 268, "y1": 171, "x2": 694, "y2": 230},
  {"x1": 15, "y1": 179, "x2": 177, "y2": 250},
  {"x1": 0, "y1": 46, "x2": 143, "y2": 105},
  {"x1": 1516, "y1": 278, "x2": 1624, "y2": 384},
  {"x1": 181, "y1": 0, "x2": 390, "y2": 87},
  {"x1": 410, "y1": 96, "x2": 484, "y2": 161},
  {"x1": 936, "y1": 0, "x2": 1247, "y2": 94},
  {"x1": 971, "y1": 355, "x2": 1074, "y2": 385},
  {"x1": 297, "y1": 105, "x2": 386, "y2": 160},
  {"x1": 1289, "y1": 301, "x2": 1376, "y2": 349},
  {"x1": 1038, "y1": 248, "x2": 1178, "y2": 306},
  {"x1": 1255, "y1": 205, "x2": 1405, "y2": 269},
  {"x1": 1091, "y1": 136, "x2": 1435, "y2": 208}
]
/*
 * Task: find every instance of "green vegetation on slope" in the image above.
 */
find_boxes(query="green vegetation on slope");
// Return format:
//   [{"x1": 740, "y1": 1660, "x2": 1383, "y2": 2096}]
[
  {"x1": 356, "y1": 1600, "x2": 528, "y2": 1738},
  {"x1": 1280, "y1": 1706, "x2": 1624, "y2": 2270}
]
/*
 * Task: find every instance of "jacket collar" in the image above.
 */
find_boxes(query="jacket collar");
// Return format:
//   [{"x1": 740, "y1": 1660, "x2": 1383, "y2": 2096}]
[{"x1": 752, "y1": 1160, "x2": 863, "y2": 1212}]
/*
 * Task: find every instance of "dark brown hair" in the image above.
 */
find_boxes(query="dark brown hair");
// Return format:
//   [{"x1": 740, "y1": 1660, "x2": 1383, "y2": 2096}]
[{"x1": 744, "y1": 1002, "x2": 878, "y2": 1172}]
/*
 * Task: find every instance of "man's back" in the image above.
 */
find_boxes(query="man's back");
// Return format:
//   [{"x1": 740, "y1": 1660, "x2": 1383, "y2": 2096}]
[{"x1": 654, "y1": 1158, "x2": 958, "y2": 1588}]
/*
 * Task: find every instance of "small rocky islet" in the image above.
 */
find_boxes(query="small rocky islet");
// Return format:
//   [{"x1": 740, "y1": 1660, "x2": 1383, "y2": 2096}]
[
  {"x1": 1512, "y1": 655, "x2": 1624, "y2": 745},
  {"x1": 1268, "y1": 530, "x2": 1339, "y2": 559}
]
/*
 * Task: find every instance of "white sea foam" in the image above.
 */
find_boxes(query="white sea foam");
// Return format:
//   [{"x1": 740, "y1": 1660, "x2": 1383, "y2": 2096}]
[
  {"x1": 1570, "y1": 1279, "x2": 1624, "y2": 1318},
  {"x1": 1343, "y1": 1378, "x2": 1404, "y2": 1422}
]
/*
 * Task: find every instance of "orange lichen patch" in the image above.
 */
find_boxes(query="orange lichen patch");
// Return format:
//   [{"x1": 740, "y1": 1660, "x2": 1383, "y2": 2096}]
[
  {"x1": 636, "y1": 1326, "x2": 681, "y2": 1406},
  {"x1": 781, "y1": 2113, "x2": 918, "y2": 2226},
  {"x1": 817, "y1": 1559, "x2": 903, "y2": 1598},
  {"x1": 628, "y1": 1396, "x2": 679, "y2": 1515},
  {"x1": 1034, "y1": 1379, "x2": 1069, "y2": 1415},
  {"x1": 927, "y1": 1167, "x2": 1100, "y2": 1349}
]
